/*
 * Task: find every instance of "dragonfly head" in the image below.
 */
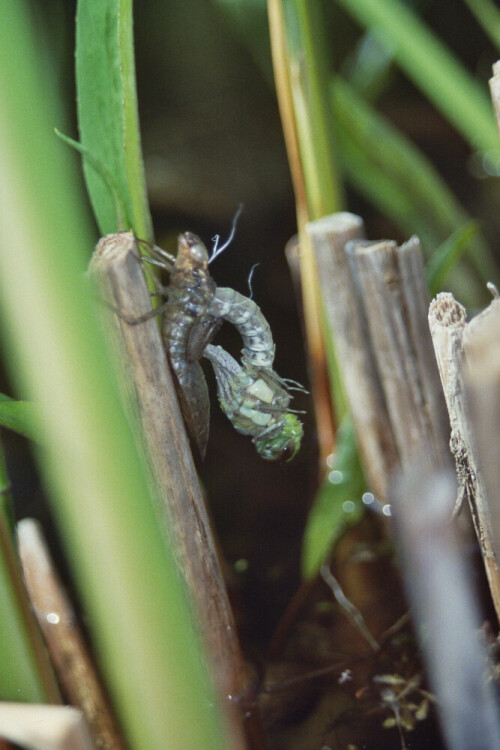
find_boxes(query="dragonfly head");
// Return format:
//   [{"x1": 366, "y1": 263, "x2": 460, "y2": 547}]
[
  {"x1": 177, "y1": 232, "x2": 209, "y2": 269},
  {"x1": 255, "y1": 413, "x2": 303, "y2": 462}
]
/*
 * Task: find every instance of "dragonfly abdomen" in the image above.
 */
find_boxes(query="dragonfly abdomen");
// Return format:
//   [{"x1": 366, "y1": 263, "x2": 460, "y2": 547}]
[{"x1": 209, "y1": 288, "x2": 275, "y2": 369}]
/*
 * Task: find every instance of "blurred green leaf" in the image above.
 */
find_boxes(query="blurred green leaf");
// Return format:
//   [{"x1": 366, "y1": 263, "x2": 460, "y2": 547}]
[
  {"x1": 281, "y1": 0, "x2": 344, "y2": 217},
  {"x1": 302, "y1": 419, "x2": 365, "y2": 579},
  {"x1": 211, "y1": 0, "x2": 274, "y2": 82},
  {"x1": 0, "y1": 395, "x2": 38, "y2": 441},
  {"x1": 427, "y1": 221, "x2": 480, "y2": 296},
  {"x1": 0, "y1": 1, "x2": 227, "y2": 747},
  {"x1": 0, "y1": 427, "x2": 60, "y2": 702},
  {"x1": 333, "y1": 78, "x2": 496, "y2": 280},
  {"x1": 76, "y1": 0, "x2": 153, "y2": 240},
  {"x1": 334, "y1": 0, "x2": 499, "y2": 154},
  {"x1": 0, "y1": 520, "x2": 61, "y2": 703},
  {"x1": 342, "y1": 30, "x2": 396, "y2": 101},
  {"x1": 463, "y1": 0, "x2": 500, "y2": 51}
]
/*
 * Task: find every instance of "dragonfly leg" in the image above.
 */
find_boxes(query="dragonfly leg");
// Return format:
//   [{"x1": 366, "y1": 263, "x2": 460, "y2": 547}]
[
  {"x1": 101, "y1": 297, "x2": 170, "y2": 325},
  {"x1": 135, "y1": 238, "x2": 176, "y2": 270}
]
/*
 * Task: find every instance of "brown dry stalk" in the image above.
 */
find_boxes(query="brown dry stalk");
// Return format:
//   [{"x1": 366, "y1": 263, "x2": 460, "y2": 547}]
[
  {"x1": 429, "y1": 291, "x2": 500, "y2": 623},
  {"x1": 267, "y1": 0, "x2": 336, "y2": 464},
  {"x1": 0, "y1": 704, "x2": 95, "y2": 750},
  {"x1": 489, "y1": 61, "x2": 500, "y2": 141},
  {"x1": 18, "y1": 519, "x2": 125, "y2": 750},
  {"x1": 306, "y1": 213, "x2": 398, "y2": 500},
  {"x1": 89, "y1": 233, "x2": 252, "y2": 743},
  {"x1": 348, "y1": 237, "x2": 449, "y2": 470}
]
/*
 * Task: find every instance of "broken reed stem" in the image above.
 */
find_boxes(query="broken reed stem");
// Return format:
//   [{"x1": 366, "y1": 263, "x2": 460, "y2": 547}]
[
  {"x1": 307, "y1": 215, "x2": 450, "y2": 497},
  {"x1": 489, "y1": 61, "x2": 500, "y2": 142},
  {"x1": 0, "y1": 505, "x2": 62, "y2": 705},
  {"x1": 429, "y1": 292, "x2": 500, "y2": 623},
  {"x1": 346, "y1": 236, "x2": 450, "y2": 470},
  {"x1": 17, "y1": 519, "x2": 125, "y2": 750},
  {"x1": 392, "y1": 465, "x2": 500, "y2": 750},
  {"x1": 0, "y1": 704, "x2": 95, "y2": 750},
  {"x1": 306, "y1": 213, "x2": 398, "y2": 499},
  {"x1": 89, "y1": 233, "x2": 250, "y2": 709},
  {"x1": 463, "y1": 291, "x2": 500, "y2": 621}
]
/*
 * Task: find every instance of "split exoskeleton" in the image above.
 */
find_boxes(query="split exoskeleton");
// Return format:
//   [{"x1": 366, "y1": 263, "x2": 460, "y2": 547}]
[{"x1": 136, "y1": 231, "x2": 304, "y2": 461}]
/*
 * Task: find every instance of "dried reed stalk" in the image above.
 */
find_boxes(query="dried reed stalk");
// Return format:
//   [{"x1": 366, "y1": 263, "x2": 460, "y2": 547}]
[
  {"x1": 89, "y1": 233, "x2": 250, "y2": 709},
  {"x1": 429, "y1": 291, "x2": 500, "y2": 623},
  {"x1": 18, "y1": 519, "x2": 126, "y2": 750},
  {"x1": 463, "y1": 290, "x2": 500, "y2": 619},
  {"x1": 489, "y1": 61, "x2": 500, "y2": 140},
  {"x1": 306, "y1": 213, "x2": 398, "y2": 499},
  {"x1": 0, "y1": 704, "x2": 95, "y2": 750},
  {"x1": 392, "y1": 464, "x2": 500, "y2": 750},
  {"x1": 347, "y1": 237, "x2": 450, "y2": 470},
  {"x1": 308, "y1": 215, "x2": 449, "y2": 499}
]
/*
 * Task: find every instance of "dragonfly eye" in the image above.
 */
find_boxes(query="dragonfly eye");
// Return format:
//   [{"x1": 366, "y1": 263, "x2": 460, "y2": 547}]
[
  {"x1": 190, "y1": 243, "x2": 208, "y2": 264},
  {"x1": 277, "y1": 440, "x2": 296, "y2": 462}
]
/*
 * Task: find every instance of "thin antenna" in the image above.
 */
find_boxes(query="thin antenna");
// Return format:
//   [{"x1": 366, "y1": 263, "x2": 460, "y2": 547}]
[
  {"x1": 247, "y1": 263, "x2": 259, "y2": 299},
  {"x1": 210, "y1": 203, "x2": 244, "y2": 263}
]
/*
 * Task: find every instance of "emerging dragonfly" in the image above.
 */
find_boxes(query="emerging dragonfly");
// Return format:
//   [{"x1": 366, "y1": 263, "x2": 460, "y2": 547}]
[{"x1": 137, "y1": 231, "x2": 304, "y2": 461}]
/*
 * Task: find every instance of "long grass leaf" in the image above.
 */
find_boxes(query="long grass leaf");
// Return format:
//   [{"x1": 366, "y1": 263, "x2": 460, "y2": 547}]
[
  {"x1": 332, "y1": 78, "x2": 496, "y2": 280},
  {"x1": 334, "y1": 0, "x2": 499, "y2": 153},
  {"x1": 282, "y1": 0, "x2": 344, "y2": 217},
  {"x1": 427, "y1": 221, "x2": 480, "y2": 296},
  {"x1": 0, "y1": 2, "x2": 227, "y2": 747},
  {"x1": 463, "y1": 0, "x2": 500, "y2": 52},
  {"x1": 0, "y1": 441, "x2": 60, "y2": 702},
  {"x1": 302, "y1": 419, "x2": 365, "y2": 579},
  {"x1": 117, "y1": 0, "x2": 153, "y2": 241},
  {"x1": 76, "y1": 0, "x2": 153, "y2": 240},
  {"x1": 0, "y1": 396, "x2": 39, "y2": 441}
]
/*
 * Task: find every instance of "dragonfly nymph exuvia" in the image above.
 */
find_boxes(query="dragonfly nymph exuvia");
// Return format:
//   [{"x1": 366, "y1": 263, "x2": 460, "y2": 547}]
[{"x1": 135, "y1": 232, "x2": 304, "y2": 461}]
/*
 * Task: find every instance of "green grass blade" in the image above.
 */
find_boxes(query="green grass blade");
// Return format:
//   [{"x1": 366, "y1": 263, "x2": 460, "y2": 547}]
[
  {"x1": 463, "y1": 0, "x2": 500, "y2": 51},
  {"x1": 301, "y1": 419, "x2": 365, "y2": 579},
  {"x1": 334, "y1": 0, "x2": 499, "y2": 154},
  {"x1": 342, "y1": 30, "x2": 396, "y2": 101},
  {"x1": 332, "y1": 78, "x2": 496, "y2": 281},
  {"x1": 0, "y1": 444, "x2": 61, "y2": 703},
  {"x1": 211, "y1": 0, "x2": 274, "y2": 84},
  {"x1": 0, "y1": 395, "x2": 39, "y2": 441},
  {"x1": 117, "y1": 0, "x2": 153, "y2": 241},
  {"x1": 281, "y1": 0, "x2": 344, "y2": 217},
  {"x1": 76, "y1": 0, "x2": 153, "y2": 240},
  {"x1": 55, "y1": 129, "x2": 128, "y2": 231},
  {"x1": 427, "y1": 221, "x2": 480, "y2": 296},
  {"x1": 0, "y1": 2, "x2": 226, "y2": 747}
]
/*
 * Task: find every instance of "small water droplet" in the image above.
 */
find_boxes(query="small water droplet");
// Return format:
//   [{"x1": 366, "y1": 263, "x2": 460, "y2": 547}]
[
  {"x1": 326, "y1": 453, "x2": 336, "y2": 468},
  {"x1": 234, "y1": 558, "x2": 249, "y2": 573},
  {"x1": 362, "y1": 492, "x2": 375, "y2": 505},
  {"x1": 483, "y1": 150, "x2": 500, "y2": 176},
  {"x1": 382, "y1": 504, "x2": 392, "y2": 517},
  {"x1": 342, "y1": 500, "x2": 355, "y2": 513},
  {"x1": 46, "y1": 612, "x2": 60, "y2": 624},
  {"x1": 329, "y1": 470, "x2": 343, "y2": 484}
]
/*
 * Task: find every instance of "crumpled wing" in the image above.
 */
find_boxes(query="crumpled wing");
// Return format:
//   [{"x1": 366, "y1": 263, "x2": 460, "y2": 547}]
[
  {"x1": 186, "y1": 316, "x2": 223, "y2": 363},
  {"x1": 173, "y1": 361, "x2": 210, "y2": 459}
]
